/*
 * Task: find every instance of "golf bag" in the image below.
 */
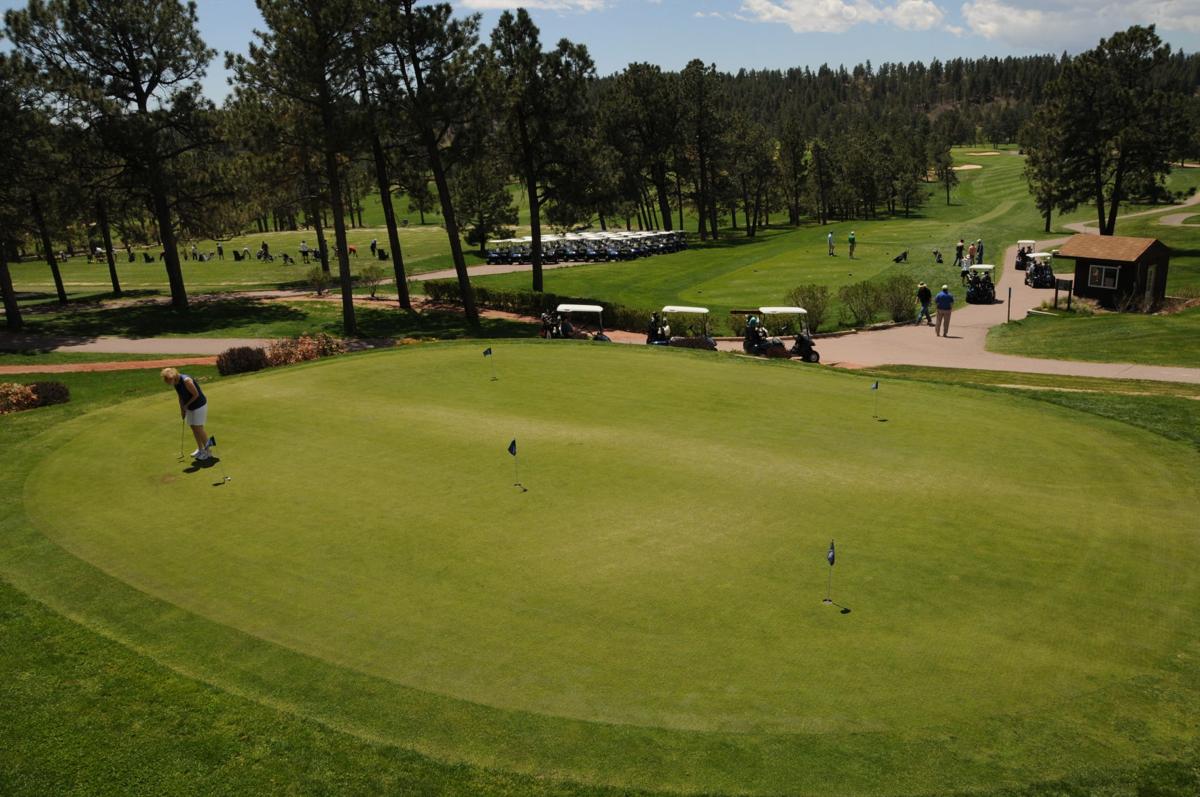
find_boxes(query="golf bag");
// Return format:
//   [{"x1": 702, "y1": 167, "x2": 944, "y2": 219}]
[
  {"x1": 893, "y1": 251, "x2": 908, "y2": 263},
  {"x1": 790, "y1": 334, "x2": 820, "y2": 363},
  {"x1": 646, "y1": 314, "x2": 671, "y2": 345},
  {"x1": 742, "y1": 321, "x2": 788, "y2": 358},
  {"x1": 1025, "y1": 261, "x2": 1055, "y2": 289},
  {"x1": 966, "y1": 273, "x2": 995, "y2": 304}
]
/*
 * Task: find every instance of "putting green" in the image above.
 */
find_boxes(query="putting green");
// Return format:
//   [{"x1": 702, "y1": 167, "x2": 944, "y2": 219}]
[{"x1": 20, "y1": 342, "x2": 1200, "y2": 795}]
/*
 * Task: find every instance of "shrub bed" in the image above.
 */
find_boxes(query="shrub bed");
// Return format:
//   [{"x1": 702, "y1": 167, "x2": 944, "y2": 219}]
[
  {"x1": 218, "y1": 333, "x2": 347, "y2": 376},
  {"x1": 0, "y1": 380, "x2": 71, "y2": 414}
]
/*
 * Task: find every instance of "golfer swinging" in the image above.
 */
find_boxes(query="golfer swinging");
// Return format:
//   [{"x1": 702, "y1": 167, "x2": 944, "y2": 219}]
[{"x1": 162, "y1": 367, "x2": 211, "y2": 461}]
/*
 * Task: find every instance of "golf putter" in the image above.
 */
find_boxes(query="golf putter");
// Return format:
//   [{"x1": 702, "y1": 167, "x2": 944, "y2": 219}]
[{"x1": 177, "y1": 418, "x2": 186, "y2": 462}]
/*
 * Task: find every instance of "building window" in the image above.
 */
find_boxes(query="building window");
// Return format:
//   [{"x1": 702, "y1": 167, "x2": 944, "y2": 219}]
[{"x1": 1088, "y1": 265, "x2": 1119, "y2": 290}]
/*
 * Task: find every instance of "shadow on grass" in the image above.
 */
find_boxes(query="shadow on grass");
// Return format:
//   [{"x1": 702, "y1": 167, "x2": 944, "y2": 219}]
[{"x1": 21, "y1": 298, "x2": 309, "y2": 339}]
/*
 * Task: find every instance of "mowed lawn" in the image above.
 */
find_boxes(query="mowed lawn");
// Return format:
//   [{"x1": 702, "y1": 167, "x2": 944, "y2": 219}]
[
  {"x1": 464, "y1": 150, "x2": 1075, "y2": 325},
  {"x1": 5, "y1": 342, "x2": 1198, "y2": 796}
]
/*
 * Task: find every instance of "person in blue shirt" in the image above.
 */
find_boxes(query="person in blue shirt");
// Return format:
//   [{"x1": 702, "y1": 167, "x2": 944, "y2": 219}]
[
  {"x1": 934, "y1": 285, "x2": 955, "y2": 337},
  {"x1": 161, "y1": 367, "x2": 210, "y2": 460}
]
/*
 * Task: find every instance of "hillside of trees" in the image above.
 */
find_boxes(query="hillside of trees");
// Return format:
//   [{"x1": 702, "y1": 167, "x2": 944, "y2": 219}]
[{"x1": 2, "y1": 0, "x2": 1198, "y2": 334}]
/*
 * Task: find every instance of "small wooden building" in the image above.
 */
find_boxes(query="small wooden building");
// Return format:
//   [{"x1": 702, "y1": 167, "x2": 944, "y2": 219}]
[{"x1": 1055, "y1": 235, "x2": 1170, "y2": 311}]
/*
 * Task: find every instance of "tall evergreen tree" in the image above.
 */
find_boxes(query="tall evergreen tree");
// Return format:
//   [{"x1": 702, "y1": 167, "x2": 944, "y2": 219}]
[{"x1": 5, "y1": 0, "x2": 215, "y2": 313}]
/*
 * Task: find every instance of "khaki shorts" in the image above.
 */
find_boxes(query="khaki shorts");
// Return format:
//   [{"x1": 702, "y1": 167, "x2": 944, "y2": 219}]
[{"x1": 185, "y1": 404, "x2": 208, "y2": 426}]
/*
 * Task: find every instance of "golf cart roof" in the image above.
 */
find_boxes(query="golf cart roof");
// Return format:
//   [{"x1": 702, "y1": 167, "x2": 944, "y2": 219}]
[
  {"x1": 1029, "y1": 252, "x2": 1053, "y2": 259},
  {"x1": 556, "y1": 303, "x2": 604, "y2": 314},
  {"x1": 759, "y1": 306, "x2": 808, "y2": 315},
  {"x1": 969, "y1": 264, "x2": 995, "y2": 272},
  {"x1": 1017, "y1": 239, "x2": 1036, "y2": 246},
  {"x1": 661, "y1": 305, "x2": 709, "y2": 315}
]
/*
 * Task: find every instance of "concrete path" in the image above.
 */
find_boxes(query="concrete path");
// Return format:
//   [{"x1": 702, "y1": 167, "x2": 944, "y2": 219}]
[
  {"x1": 1160, "y1": 212, "x2": 1200, "y2": 227},
  {"x1": 1064, "y1": 191, "x2": 1200, "y2": 234},
  {"x1": 416, "y1": 259, "x2": 603, "y2": 283},
  {"x1": 0, "y1": 334, "x2": 273, "y2": 355},
  {"x1": 717, "y1": 237, "x2": 1200, "y2": 385}
]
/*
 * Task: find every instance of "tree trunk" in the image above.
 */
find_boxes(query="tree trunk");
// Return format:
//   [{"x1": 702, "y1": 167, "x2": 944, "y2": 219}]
[
  {"x1": 1043, "y1": 208, "x2": 1052, "y2": 233},
  {"x1": 0, "y1": 243, "x2": 22, "y2": 330},
  {"x1": 96, "y1": 197, "x2": 122, "y2": 297},
  {"x1": 421, "y1": 128, "x2": 478, "y2": 326},
  {"x1": 1103, "y1": 158, "x2": 1125, "y2": 236},
  {"x1": 598, "y1": 212, "x2": 607, "y2": 231},
  {"x1": 146, "y1": 165, "x2": 189, "y2": 312},
  {"x1": 355, "y1": 54, "x2": 412, "y2": 310},
  {"x1": 525, "y1": 168, "x2": 544, "y2": 292},
  {"x1": 676, "y1": 172, "x2": 684, "y2": 231},
  {"x1": 30, "y1": 193, "x2": 67, "y2": 304},
  {"x1": 318, "y1": 88, "x2": 357, "y2": 337},
  {"x1": 651, "y1": 164, "x2": 672, "y2": 231}
]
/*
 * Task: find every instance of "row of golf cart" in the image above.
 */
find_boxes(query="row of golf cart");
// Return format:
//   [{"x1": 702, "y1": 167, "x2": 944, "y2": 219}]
[
  {"x1": 487, "y1": 231, "x2": 687, "y2": 266},
  {"x1": 1016, "y1": 240, "x2": 1056, "y2": 289},
  {"x1": 543, "y1": 303, "x2": 819, "y2": 363}
]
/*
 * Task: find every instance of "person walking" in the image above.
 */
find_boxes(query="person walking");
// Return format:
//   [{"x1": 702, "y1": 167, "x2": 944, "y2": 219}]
[
  {"x1": 960, "y1": 254, "x2": 970, "y2": 285},
  {"x1": 976, "y1": 238, "x2": 983, "y2": 263},
  {"x1": 848, "y1": 230, "x2": 856, "y2": 259},
  {"x1": 162, "y1": 367, "x2": 211, "y2": 461},
  {"x1": 954, "y1": 239, "x2": 964, "y2": 268},
  {"x1": 300, "y1": 240, "x2": 309, "y2": 264},
  {"x1": 190, "y1": 243, "x2": 198, "y2": 261},
  {"x1": 967, "y1": 241, "x2": 976, "y2": 267},
  {"x1": 370, "y1": 238, "x2": 378, "y2": 257},
  {"x1": 216, "y1": 242, "x2": 224, "y2": 260},
  {"x1": 934, "y1": 284, "x2": 954, "y2": 337},
  {"x1": 916, "y1": 282, "x2": 933, "y2": 326},
  {"x1": 827, "y1": 231, "x2": 835, "y2": 256}
]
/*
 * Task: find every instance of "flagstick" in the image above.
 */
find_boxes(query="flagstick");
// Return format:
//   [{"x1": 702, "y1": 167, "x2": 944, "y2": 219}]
[
  {"x1": 490, "y1": 356, "x2": 497, "y2": 381},
  {"x1": 824, "y1": 566, "x2": 833, "y2": 605},
  {"x1": 873, "y1": 389, "x2": 878, "y2": 419}
]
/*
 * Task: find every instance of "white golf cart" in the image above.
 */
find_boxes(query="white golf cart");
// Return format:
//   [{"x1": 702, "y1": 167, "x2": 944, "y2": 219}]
[
  {"x1": 1024, "y1": 252, "x2": 1055, "y2": 288},
  {"x1": 1015, "y1": 239, "x2": 1036, "y2": 270},
  {"x1": 550, "y1": 303, "x2": 611, "y2": 342},
  {"x1": 966, "y1": 265, "x2": 996, "y2": 304},
  {"x1": 742, "y1": 306, "x2": 819, "y2": 362},
  {"x1": 647, "y1": 305, "x2": 716, "y2": 350}
]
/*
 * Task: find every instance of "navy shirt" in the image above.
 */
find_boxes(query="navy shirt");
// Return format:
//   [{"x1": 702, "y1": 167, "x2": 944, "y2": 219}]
[
  {"x1": 935, "y1": 290, "x2": 954, "y2": 310},
  {"x1": 174, "y1": 374, "x2": 207, "y2": 410}
]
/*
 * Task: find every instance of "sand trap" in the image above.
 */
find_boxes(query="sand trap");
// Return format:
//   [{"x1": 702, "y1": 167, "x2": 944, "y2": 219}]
[
  {"x1": 953, "y1": 164, "x2": 983, "y2": 171},
  {"x1": 967, "y1": 151, "x2": 1002, "y2": 156}
]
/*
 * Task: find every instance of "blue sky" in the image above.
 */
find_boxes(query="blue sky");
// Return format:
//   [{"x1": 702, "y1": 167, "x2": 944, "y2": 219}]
[{"x1": 4, "y1": 0, "x2": 1198, "y2": 100}]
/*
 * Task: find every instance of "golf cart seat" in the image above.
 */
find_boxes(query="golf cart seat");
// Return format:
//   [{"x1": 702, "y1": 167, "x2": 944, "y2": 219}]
[{"x1": 555, "y1": 303, "x2": 611, "y2": 342}]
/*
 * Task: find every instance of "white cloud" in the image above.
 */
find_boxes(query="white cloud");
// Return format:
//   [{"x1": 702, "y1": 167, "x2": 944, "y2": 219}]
[
  {"x1": 961, "y1": 0, "x2": 1200, "y2": 48},
  {"x1": 738, "y1": 0, "x2": 943, "y2": 33}
]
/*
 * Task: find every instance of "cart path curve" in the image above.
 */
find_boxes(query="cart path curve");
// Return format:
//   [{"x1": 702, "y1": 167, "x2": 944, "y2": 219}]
[
  {"x1": 1064, "y1": 191, "x2": 1200, "y2": 234},
  {"x1": 716, "y1": 236, "x2": 1200, "y2": 385}
]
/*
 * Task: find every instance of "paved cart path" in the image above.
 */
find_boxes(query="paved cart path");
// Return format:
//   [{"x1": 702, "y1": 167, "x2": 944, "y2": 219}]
[
  {"x1": 717, "y1": 237, "x2": 1200, "y2": 385},
  {"x1": 1065, "y1": 191, "x2": 1200, "y2": 234}
]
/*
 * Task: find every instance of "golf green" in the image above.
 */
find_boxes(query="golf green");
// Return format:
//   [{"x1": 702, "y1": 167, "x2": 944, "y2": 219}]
[{"x1": 19, "y1": 342, "x2": 1200, "y2": 795}]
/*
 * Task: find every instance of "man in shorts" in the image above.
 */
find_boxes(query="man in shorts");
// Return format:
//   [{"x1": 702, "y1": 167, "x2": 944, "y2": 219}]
[{"x1": 162, "y1": 367, "x2": 211, "y2": 460}]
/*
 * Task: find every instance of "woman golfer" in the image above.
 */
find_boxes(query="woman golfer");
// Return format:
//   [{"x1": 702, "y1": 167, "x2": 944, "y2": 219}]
[{"x1": 162, "y1": 367, "x2": 210, "y2": 461}]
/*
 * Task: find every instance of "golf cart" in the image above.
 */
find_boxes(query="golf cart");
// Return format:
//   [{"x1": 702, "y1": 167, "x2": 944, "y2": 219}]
[
  {"x1": 554, "y1": 303, "x2": 611, "y2": 342},
  {"x1": 1015, "y1": 239, "x2": 1036, "y2": 270},
  {"x1": 659, "y1": 305, "x2": 716, "y2": 350},
  {"x1": 1024, "y1": 252, "x2": 1055, "y2": 288},
  {"x1": 965, "y1": 265, "x2": 996, "y2": 304},
  {"x1": 740, "y1": 307, "x2": 819, "y2": 362}
]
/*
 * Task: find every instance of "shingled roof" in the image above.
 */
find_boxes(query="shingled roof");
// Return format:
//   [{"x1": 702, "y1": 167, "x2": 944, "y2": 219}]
[{"x1": 1056, "y1": 235, "x2": 1165, "y2": 263}]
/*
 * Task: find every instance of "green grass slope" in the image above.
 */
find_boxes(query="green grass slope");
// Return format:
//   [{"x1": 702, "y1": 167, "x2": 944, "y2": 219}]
[
  {"x1": 987, "y1": 306, "x2": 1200, "y2": 368},
  {"x1": 5, "y1": 342, "x2": 1198, "y2": 796}
]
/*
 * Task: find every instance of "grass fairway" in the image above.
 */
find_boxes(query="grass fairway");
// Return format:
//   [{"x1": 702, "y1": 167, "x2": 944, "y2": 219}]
[{"x1": 7, "y1": 342, "x2": 1200, "y2": 795}]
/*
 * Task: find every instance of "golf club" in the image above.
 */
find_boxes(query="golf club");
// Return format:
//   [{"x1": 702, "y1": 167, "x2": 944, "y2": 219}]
[{"x1": 176, "y1": 417, "x2": 186, "y2": 461}]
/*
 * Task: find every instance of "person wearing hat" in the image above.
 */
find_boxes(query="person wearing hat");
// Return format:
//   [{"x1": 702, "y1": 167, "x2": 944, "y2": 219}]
[
  {"x1": 916, "y1": 282, "x2": 933, "y2": 326},
  {"x1": 934, "y1": 284, "x2": 955, "y2": 337},
  {"x1": 848, "y1": 230, "x2": 856, "y2": 259}
]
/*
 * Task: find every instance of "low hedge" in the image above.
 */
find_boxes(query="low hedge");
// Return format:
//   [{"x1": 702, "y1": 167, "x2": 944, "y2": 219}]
[
  {"x1": 217, "y1": 333, "x2": 347, "y2": 376},
  {"x1": 0, "y1": 380, "x2": 71, "y2": 414},
  {"x1": 423, "y1": 279, "x2": 652, "y2": 333}
]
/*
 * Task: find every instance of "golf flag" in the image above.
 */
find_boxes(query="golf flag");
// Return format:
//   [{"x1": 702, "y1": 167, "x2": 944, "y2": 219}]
[
  {"x1": 207, "y1": 435, "x2": 217, "y2": 448},
  {"x1": 508, "y1": 439, "x2": 517, "y2": 457},
  {"x1": 871, "y1": 381, "x2": 879, "y2": 390},
  {"x1": 827, "y1": 539, "x2": 836, "y2": 567},
  {"x1": 483, "y1": 347, "x2": 493, "y2": 357}
]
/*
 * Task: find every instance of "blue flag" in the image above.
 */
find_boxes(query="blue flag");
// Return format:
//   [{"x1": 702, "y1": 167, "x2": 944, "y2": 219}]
[
  {"x1": 508, "y1": 439, "x2": 517, "y2": 457},
  {"x1": 207, "y1": 435, "x2": 217, "y2": 448},
  {"x1": 871, "y1": 381, "x2": 879, "y2": 390},
  {"x1": 827, "y1": 540, "x2": 835, "y2": 567},
  {"x1": 483, "y1": 347, "x2": 493, "y2": 357}
]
